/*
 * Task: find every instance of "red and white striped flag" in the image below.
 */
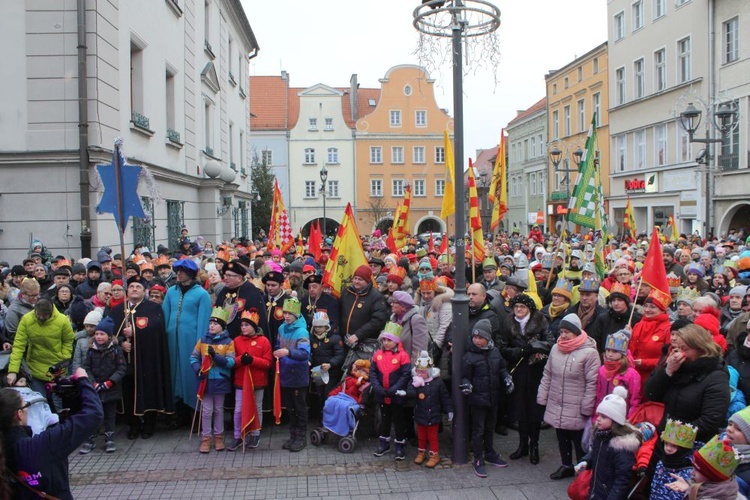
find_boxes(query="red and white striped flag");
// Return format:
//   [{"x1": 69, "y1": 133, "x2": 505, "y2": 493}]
[{"x1": 269, "y1": 180, "x2": 294, "y2": 254}]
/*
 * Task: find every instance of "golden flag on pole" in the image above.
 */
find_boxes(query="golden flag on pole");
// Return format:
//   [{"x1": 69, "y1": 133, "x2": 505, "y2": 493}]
[
  {"x1": 440, "y1": 130, "x2": 456, "y2": 219},
  {"x1": 467, "y1": 161, "x2": 485, "y2": 262},
  {"x1": 489, "y1": 130, "x2": 508, "y2": 231},
  {"x1": 322, "y1": 203, "x2": 369, "y2": 299}
]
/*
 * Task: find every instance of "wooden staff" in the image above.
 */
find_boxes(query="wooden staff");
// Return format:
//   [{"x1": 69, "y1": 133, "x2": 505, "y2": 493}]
[
  {"x1": 627, "y1": 278, "x2": 644, "y2": 328},
  {"x1": 546, "y1": 236, "x2": 565, "y2": 289}
]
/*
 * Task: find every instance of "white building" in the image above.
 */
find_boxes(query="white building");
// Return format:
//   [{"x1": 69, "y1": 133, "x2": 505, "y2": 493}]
[{"x1": 0, "y1": 0, "x2": 258, "y2": 263}]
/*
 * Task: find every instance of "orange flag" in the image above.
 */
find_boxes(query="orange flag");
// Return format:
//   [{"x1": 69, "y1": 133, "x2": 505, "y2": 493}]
[
  {"x1": 307, "y1": 221, "x2": 322, "y2": 261},
  {"x1": 322, "y1": 203, "x2": 368, "y2": 298},
  {"x1": 386, "y1": 228, "x2": 399, "y2": 255},
  {"x1": 273, "y1": 358, "x2": 282, "y2": 425},
  {"x1": 428, "y1": 232, "x2": 435, "y2": 253},
  {"x1": 467, "y1": 161, "x2": 485, "y2": 262},
  {"x1": 438, "y1": 233, "x2": 448, "y2": 256},
  {"x1": 640, "y1": 229, "x2": 671, "y2": 310}
]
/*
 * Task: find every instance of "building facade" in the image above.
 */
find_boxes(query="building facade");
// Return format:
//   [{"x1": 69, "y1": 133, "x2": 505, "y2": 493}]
[
  {"x1": 545, "y1": 42, "x2": 610, "y2": 234},
  {"x1": 0, "y1": 0, "x2": 258, "y2": 262},
  {"x1": 354, "y1": 65, "x2": 452, "y2": 236}
]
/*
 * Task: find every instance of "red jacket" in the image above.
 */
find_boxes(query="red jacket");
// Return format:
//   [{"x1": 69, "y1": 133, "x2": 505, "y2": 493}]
[
  {"x1": 630, "y1": 313, "x2": 671, "y2": 393},
  {"x1": 329, "y1": 374, "x2": 370, "y2": 404},
  {"x1": 232, "y1": 334, "x2": 273, "y2": 388}
]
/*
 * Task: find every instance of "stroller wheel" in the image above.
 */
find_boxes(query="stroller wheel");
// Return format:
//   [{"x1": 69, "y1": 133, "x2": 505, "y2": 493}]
[
  {"x1": 338, "y1": 436, "x2": 356, "y2": 453},
  {"x1": 310, "y1": 429, "x2": 324, "y2": 446}
]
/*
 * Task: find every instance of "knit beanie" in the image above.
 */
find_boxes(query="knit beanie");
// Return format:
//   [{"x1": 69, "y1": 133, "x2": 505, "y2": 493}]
[
  {"x1": 353, "y1": 264, "x2": 372, "y2": 282},
  {"x1": 558, "y1": 313, "x2": 582, "y2": 336},
  {"x1": 84, "y1": 309, "x2": 103, "y2": 327},
  {"x1": 596, "y1": 386, "x2": 628, "y2": 425},
  {"x1": 694, "y1": 313, "x2": 720, "y2": 337},
  {"x1": 96, "y1": 317, "x2": 115, "y2": 337},
  {"x1": 392, "y1": 290, "x2": 414, "y2": 308},
  {"x1": 729, "y1": 285, "x2": 748, "y2": 297},
  {"x1": 729, "y1": 407, "x2": 750, "y2": 444},
  {"x1": 471, "y1": 318, "x2": 493, "y2": 341}
]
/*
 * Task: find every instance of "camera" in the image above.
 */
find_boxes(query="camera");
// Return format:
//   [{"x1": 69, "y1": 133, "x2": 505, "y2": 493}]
[{"x1": 45, "y1": 360, "x2": 81, "y2": 416}]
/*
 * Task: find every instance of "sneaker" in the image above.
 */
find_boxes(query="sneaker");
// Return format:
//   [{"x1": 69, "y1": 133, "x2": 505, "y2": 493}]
[
  {"x1": 246, "y1": 434, "x2": 260, "y2": 449},
  {"x1": 226, "y1": 438, "x2": 244, "y2": 451},
  {"x1": 105, "y1": 440, "x2": 116, "y2": 453},
  {"x1": 485, "y1": 451, "x2": 508, "y2": 468},
  {"x1": 473, "y1": 459, "x2": 487, "y2": 478},
  {"x1": 79, "y1": 438, "x2": 96, "y2": 455}
]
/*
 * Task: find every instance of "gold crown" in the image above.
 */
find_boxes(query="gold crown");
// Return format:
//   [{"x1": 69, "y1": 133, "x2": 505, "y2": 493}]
[
  {"x1": 241, "y1": 308, "x2": 260, "y2": 326},
  {"x1": 610, "y1": 281, "x2": 631, "y2": 297},
  {"x1": 419, "y1": 278, "x2": 437, "y2": 292},
  {"x1": 667, "y1": 272, "x2": 681, "y2": 289}
]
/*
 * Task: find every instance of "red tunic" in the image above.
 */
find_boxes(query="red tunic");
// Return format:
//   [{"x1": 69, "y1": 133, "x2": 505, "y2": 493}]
[{"x1": 630, "y1": 313, "x2": 671, "y2": 395}]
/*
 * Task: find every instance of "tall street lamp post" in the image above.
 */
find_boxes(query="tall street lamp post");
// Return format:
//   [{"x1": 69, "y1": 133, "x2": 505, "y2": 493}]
[
  {"x1": 319, "y1": 166, "x2": 328, "y2": 237},
  {"x1": 548, "y1": 143, "x2": 583, "y2": 234}
]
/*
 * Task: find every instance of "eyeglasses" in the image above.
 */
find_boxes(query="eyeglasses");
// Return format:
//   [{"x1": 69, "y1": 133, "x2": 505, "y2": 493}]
[
  {"x1": 18, "y1": 401, "x2": 32, "y2": 411},
  {"x1": 103, "y1": 292, "x2": 112, "y2": 296}
]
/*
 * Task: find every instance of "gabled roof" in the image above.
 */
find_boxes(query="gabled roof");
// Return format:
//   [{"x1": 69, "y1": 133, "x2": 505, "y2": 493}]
[{"x1": 506, "y1": 97, "x2": 547, "y2": 128}]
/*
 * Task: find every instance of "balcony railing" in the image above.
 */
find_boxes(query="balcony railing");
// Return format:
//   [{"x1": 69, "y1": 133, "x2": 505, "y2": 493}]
[
  {"x1": 166, "y1": 128, "x2": 181, "y2": 144},
  {"x1": 719, "y1": 153, "x2": 739, "y2": 171},
  {"x1": 131, "y1": 111, "x2": 150, "y2": 131}
]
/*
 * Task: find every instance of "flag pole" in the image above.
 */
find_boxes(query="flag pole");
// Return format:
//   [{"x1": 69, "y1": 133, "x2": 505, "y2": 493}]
[
  {"x1": 546, "y1": 236, "x2": 564, "y2": 289},
  {"x1": 113, "y1": 142, "x2": 127, "y2": 266},
  {"x1": 628, "y1": 279, "x2": 643, "y2": 328}
]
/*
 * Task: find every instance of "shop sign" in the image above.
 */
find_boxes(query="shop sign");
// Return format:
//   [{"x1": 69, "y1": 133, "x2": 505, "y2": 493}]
[{"x1": 624, "y1": 173, "x2": 658, "y2": 194}]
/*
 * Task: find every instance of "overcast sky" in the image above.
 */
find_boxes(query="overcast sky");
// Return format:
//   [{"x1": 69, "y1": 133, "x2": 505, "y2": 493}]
[{"x1": 242, "y1": 0, "x2": 608, "y2": 165}]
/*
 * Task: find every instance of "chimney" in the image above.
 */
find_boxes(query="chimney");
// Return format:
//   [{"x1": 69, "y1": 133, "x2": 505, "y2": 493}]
[
  {"x1": 349, "y1": 74, "x2": 359, "y2": 123},
  {"x1": 281, "y1": 70, "x2": 288, "y2": 81}
]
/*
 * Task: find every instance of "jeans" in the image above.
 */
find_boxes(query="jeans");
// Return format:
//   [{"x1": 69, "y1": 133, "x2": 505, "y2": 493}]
[
  {"x1": 470, "y1": 405, "x2": 498, "y2": 461},
  {"x1": 281, "y1": 387, "x2": 308, "y2": 434},
  {"x1": 233, "y1": 388, "x2": 264, "y2": 438},
  {"x1": 201, "y1": 393, "x2": 226, "y2": 437},
  {"x1": 378, "y1": 403, "x2": 407, "y2": 441}
]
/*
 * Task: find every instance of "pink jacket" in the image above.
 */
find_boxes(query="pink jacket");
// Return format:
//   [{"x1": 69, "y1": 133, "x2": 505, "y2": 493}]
[{"x1": 594, "y1": 366, "x2": 642, "y2": 421}]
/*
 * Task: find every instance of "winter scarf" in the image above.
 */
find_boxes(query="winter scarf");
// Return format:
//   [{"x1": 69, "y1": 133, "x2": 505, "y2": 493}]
[
  {"x1": 548, "y1": 301, "x2": 570, "y2": 319},
  {"x1": 576, "y1": 303, "x2": 597, "y2": 329},
  {"x1": 603, "y1": 359, "x2": 623, "y2": 381},
  {"x1": 514, "y1": 314, "x2": 530, "y2": 335},
  {"x1": 557, "y1": 331, "x2": 589, "y2": 354},
  {"x1": 688, "y1": 477, "x2": 739, "y2": 499}
]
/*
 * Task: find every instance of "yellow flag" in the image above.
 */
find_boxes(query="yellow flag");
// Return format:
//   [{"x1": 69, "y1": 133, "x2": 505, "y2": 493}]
[
  {"x1": 489, "y1": 131, "x2": 508, "y2": 231},
  {"x1": 440, "y1": 130, "x2": 456, "y2": 219},
  {"x1": 323, "y1": 203, "x2": 368, "y2": 298},
  {"x1": 467, "y1": 164, "x2": 485, "y2": 262}
]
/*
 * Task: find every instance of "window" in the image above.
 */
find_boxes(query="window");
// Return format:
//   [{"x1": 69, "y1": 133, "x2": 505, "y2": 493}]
[
  {"x1": 554, "y1": 171, "x2": 561, "y2": 191},
  {"x1": 304, "y1": 148, "x2": 316, "y2": 164},
  {"x1": 654, "y1": 0, "x2": 665, "y2": 19},
  {"x1": 632, "y1": 1, "x2": 643, "y2": 31},
  {"x1": 616, "y1": 67, "x2": 626, "y2": 105},
  {"x1": 614, "y1": 12, "x2": 625, "y2": 40},
  {"x1": 308, "y1": 118, "x2": 317, "y2": 131},
  {"x1": 564, "y1": 105, "x2": 571, "y2": 136},
  {"x1": 327, "y1": 147, "x2": 338, "y2": 164},
  {"x1": 415, "y1": 110, "x2": 427, "y2": 127},
  {"x1": 510, "y1": 177, "x2": 516, "y2": 198},
  {"x1": 531, "y1": 137, "x2": 536, "y2": 158},
  {"x1": 433, "y1": 180, "x2": 444, "y2": 198},
  {"x1": 678, "y1": 126, "x2": 691, "y2": 162},
  {"x1": 564, "y1": 77, "x2": 569, "y2": 89},
  {"x1": 370, "y1": 146, "x2": 382, "y2": 164},
  {"x1": 654, "y1": 48, "x2": 666, "y2": 92},
  {"x1": 524, "y1": 139, "x2": 529, "y2": 160},
  {"x1": 204, "y1": 0, "x2": 212, "y2": 51},
  {"x1": 327, "y1": 180, "x2": 340, "y2": 198},
  {"x1": 203, "y1": 98, "x2": 213, "y2": 153},
  {"x1": 538, "y1": 172, "x2": 544, "y2": 194},
  {"x1": 228, "y1": 122, "x2": 234, "y2": 165},
  {"x1": 676, "y1": 0, "x2": 690, "y2": 6},
  {"x1": 389, "y1": 110, "x2": 401, "y2": 127},
  {"x1": 616, "y1": 135, "x2": 627, "y2": 172},
  {"x1": 435, "y1": 146, "x2": 445, "y2": 163},
  {"x1": 552, "y1": 111, "x2": 559, "y2": 139},
  {"x1": 724, "y1": 17, "x2": 739, "y2": 64},
  {"x1": 577, "y1": 66, "x2": 583, "y2": 82},
  {"x1": 634, "y1": 58, "x2": 645, "y2": 99},
  {"x1": 324, "y1": 118, "x2": 333, "y2": 131},
  {"x1": 634, "y1": 129, "x2": 646, "y2": 169},
  {"x1": 655, "y1": 124, "x2": 668, "y2": 166},
  {"x1": 530, "y1": 173, "x2": 537, "y2": 195},
  {"x1": 239, "y1": 131, "x2": 244, "y2": 171},
  {"x1": 720, "y1": 104, "x2": 740, "y2": 169},
  {"x1": 413, "y1": 146, "x2": 425, "y2": 164},
  {"x1": 552, "y1": 83, "x2": 557, "y2": 95},
  {"x1": 593, "y1": 92, "x2": 601, "y2": 121},
  {"x1": 677, "y1": 37, "x2": 691, "y2": 83},
  {"x1": 391, "y1": 146, "x2": 404, "y2": 164},
  {"x1": 130, "y1": 41, "x2": 144, "y2": 116},
  {"x1": 166, "y1": 68, "x2": 176, "y2": 133},
  {"x1": 593, "y1": 57, "x2": 599, "y2": 74},
  {"x1": 577, "y1": 99, "x2": 586, "y2": 132},
  {"x1": 392, "y1": 179, "x2": 405, "y2": 197},
  {"x1": 511, "y1": 143, "x2": 516, "y2": 162},
  {"x1": 262, "y1": 149, "x2": 273, "y2": 166},
  {"x1": 538, "y1": 134, "x2": 543, "y2": 155},
  {"x1": 305, "y1": 181, "x2": 317, "y2": 198},
  {"x1": 413, "y1": 179, "x2": 426, "y2": 197},
  {"x1": 370, "y1": 179, "x2": 383, "y2": 197},
  {"x1": 227, "y1": 37, "x2": 234, "y2": 82}
]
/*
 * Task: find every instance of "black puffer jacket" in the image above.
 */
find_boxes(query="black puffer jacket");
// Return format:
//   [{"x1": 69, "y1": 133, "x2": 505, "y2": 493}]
[
  {"x1": 408, "y1": 369, "x2": 454, "y2": 425},
  {"x1": 461, "y1": 341, "x2": 508, "y2": 407},
  {"x1": 726, "y1": 331, "x2": 750, "y2": 402},
  {"x1": 582, "y1": 428, "x2": 641, "y2": 500},
  {"x1": 468, "y1": 300, "x2": 501, "y2": 343},
  {"x1": 82, "y1": 341, "x2": 128, "y2": 403},
  {"x1": 339, "y1": 283, "x2": 389, "y2": 342},
  {"x1": 645, "y1": 356, "x2": 730, "y2": 443},
  {"x1": 588, "y1": 306, "x2": 642, "y2": 353}
]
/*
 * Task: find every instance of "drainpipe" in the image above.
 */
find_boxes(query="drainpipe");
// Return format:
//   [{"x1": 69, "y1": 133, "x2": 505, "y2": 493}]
[
  {"x1": 707, "y1": 0, "x2": 716, "y2": 238},
  {"x1": 77, "y1": 0, "x2": 92, "y2": 257}
]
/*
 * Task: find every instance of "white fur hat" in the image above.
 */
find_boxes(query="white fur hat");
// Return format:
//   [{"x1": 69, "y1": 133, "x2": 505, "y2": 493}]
[{"x1": 596, "y1": 386, "x2": 628, "y2": 425}]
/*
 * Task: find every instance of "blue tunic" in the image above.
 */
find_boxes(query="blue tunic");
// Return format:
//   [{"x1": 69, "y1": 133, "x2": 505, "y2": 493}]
[{"x1": 163, "y1": 282, "x2": 212, "y2": 409}]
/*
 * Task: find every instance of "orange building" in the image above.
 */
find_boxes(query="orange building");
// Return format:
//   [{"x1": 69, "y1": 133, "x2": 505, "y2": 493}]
[{"x1": 354, "y1": 65, "x2": 452, "y2": 236}]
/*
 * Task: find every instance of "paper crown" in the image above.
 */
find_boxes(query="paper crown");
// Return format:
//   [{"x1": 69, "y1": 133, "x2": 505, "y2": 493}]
[
  {"x1": 387, "y1": 266, "x2": 407, "y2": 281},
  {"x1": 57, "y1": 259, "x2": 72, "y2": 269},
  {"x1": 153, "y1": 255, "x2": 171, "y2": 267},
  {"x1": 540, "y1": 253, "x2": 554, "y2": 269},
  {"x1": 667, "y1": 272, "x2": 682, "y2": 290},
  {"x1": 646, "y1": 287, "x2": 672, "y2": 310},
  {"x1": 693, "y1": 436, "x2": 739, "y2": 482},
  {"x1": 419, "y1": 278, "x2": 437, "y2": 292},
  {"x1": 140, "y1": 261, "x2": 154, "y2": 272},
  {"x1": 610, "y1": 281, "x2": 631, "y2": 298},
  {"x1": 661, "y1": 419, "x2": 698, "y2": 449},
  {"x1": 282, "y1": 297, "x2": 302, "y2": 317},
  {"x1": 605, "y1": 330, "x2": 630, "y2": 354},
  {"x1": 413, "y1": 350, "x2": 433, "y2": 370},
  {"x1": 210, "y1": 306, "x2": 230, "y2": 325},
  {"x1": 379, "y1": 321, "x2": 403, "y2": 342},
  {"x1": 675, "y1": 286, "x2": 701, "y2": 306},
  {"x1": 216, "y1": 250, "x2": 231, "y2": 262},
  {"x1": 570, "y1": 249, "x2": 584, "y2": 260},
  {"x1": 311, "y1": 311, "x2": 330, "y2": 328},
  {"x1": 240, "y1": 308, "x2": 261, "y2": 327},
  {"x1": 579, "y1": 278, "x2": 600, "y2": 293},
  {"x1": 416, "y1": 247, "x2": 427, "y2": 258},
  {"x1": 482, "y1": 257, "x2": 498, "y2": 269},
  {"x1": 686, "y1": 262, "x2": 705, "y2": 277},
  {"x1": 552, "y1": 278, "x2": 574, "y2": 300}
]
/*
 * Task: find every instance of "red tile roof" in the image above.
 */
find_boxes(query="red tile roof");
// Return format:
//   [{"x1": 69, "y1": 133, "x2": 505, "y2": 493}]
[{"x1": 506, "y1": 97, "x2": 547, "y2": 128}]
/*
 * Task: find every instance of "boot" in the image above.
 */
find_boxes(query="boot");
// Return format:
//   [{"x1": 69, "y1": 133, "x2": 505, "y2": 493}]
[
  {"x1": 199, "y1": 436, "x2": 211, "y2": 454},
  {"x1": 282, "y1": 428, "x2": 296, "y2": 450},
  {"x1": 509, "y1": 442, "x2": 529, "y2": 460},
  {"x1": 104, "y1": 432, "x2": 116, "y2": 453},
  {"x1": 425, "y1": 451, "x2": 440, "y2": 468},
  {"x1": 214, "y1": 434, "x2": 225, "y2": 451},
  {"x1": 530, "y1": 444, "x2": 539, "y2": 465},
  {"x1": 394, "y1": 439, "x2": 406, "y2": 461},
  {"x1": 413, "y1": 449, "x2": 427, "y2": 465},
  {"x1": 79, "y1": 436, "x2": 96, "y2": 455},
  {"x1": 289, "y1": 429, "x2": 306, "y2": 452},
  {"x1": 373, "y1": 436, "x2": 391, "y2": 457}
]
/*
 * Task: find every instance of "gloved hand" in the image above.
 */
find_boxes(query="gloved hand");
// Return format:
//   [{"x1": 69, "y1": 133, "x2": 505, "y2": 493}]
[
  {"x1": 207, "y1": 346, "x2": 215, "y2": 358},
  {"x1": 412, "y1": 375, "x2": 425, "y2": 388},
  {"x1": 95, "y1": 380, "x2": 113, "y2": 393},
  {"x1": 198, "y1": 371, "x2": 207, "y2": 381},
  {"x1": 459, "y1": 383, "x2": 472, "y2": 395},
  {"x1": 241, "y1": 353, "x2": 253, "y2": 366},
  {"x1": 636, "y1": 466, "x2": 647, "y2": 478},
  {"x1": 574, "y1": 461, "x2": 588, "y2": 474},
  {"x1": 520, "y1": 345, "x2": 532, "y2": 357},
  {"x1": 395, "y1": 390, "x2": 406, "y2": 397},
  {"x1": 504, "y1": 374, "x2": 515, "y2": 394},
  {"x1": 447, "y1": 412, "x2": 454, "y2": 422}
]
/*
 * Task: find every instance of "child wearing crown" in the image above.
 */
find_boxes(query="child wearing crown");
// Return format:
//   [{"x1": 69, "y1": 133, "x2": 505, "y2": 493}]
[
  {"x1": 666, "y1": 436, "x2": 741, "y2": 499},
  {"x1": 227, "y1": 308, "x2": 273, "y2": 451},
  {"x1": 308, "y1": 311, "x2": 344, "y2": 420},
  {"x1": 650, "y1": 419, "x2": 699, "y2": 499},
  {"x1": 190, "y1": 306, "x2": 236, "y2": 453},
  {"x1": 594, "y1": 329, "x2": 642, "y2": 421}
]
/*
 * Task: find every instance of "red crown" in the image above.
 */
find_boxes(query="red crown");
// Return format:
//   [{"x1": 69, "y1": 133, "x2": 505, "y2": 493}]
[
  {"x1": 241, "y1": 308, "x2": 260, "y2": 326},
  {"x1": 610, "y1": 281, "x2": 631, "y2": 297},
  {"x1": 667, "y1": 272, "x2": 682, "y2": 289}
]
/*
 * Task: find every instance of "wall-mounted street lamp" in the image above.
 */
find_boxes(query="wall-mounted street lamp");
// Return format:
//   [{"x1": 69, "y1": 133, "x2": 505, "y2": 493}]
[{"x1": 319, "y1": 166, "x2": 328, "y2": 236}]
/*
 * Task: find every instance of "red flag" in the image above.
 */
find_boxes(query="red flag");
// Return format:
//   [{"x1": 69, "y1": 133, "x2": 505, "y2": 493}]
[
  {"x1": 438, "y1": 232, "x2": 448, "y2": 256},
  {"x1": 428, "y1": 233, "x2": 435, "y2": 253},
  {"x1": 386, "y1": 228, "x2": 398, "y2": 255},
  {"x1": 269, "y1": 180, "x2": 294, "y2": 254},
  {"x1": 273, "y1": 358, "x2": 282, "y2": 425},
  {"x1": 240, "y1": 366, "x2": 260, "y2": 439},
  {"x1": 640, "y1": 229, "x2": 671, "y2": 310},
  {"x1": 196, "y1": 354, "x2": 213, "y2": 401},
  {"x1": 307, "y1": 221, "x2": 322, "y2": 261}
]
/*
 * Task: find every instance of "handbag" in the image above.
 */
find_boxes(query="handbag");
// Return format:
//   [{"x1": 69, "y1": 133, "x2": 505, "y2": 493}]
[{"x1": 567, "y1": 468, "x2": 592, "y2": 500}]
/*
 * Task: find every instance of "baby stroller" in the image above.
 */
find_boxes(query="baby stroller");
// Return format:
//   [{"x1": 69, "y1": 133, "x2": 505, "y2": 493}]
[{"x1": 310, "y1": 358, "x2": 373, "y2": 453}]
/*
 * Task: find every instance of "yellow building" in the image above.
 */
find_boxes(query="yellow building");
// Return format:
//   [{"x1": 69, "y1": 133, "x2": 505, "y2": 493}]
[
  {"x1": 545, "y1": 42, "x2": 610, "y2": 233},
  {"x1": 355, "y1": 65, "x2": 452, "y2": 236}
]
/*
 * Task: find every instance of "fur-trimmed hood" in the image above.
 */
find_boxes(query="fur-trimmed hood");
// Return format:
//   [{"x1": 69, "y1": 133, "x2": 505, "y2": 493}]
[
  {"x1": 609, "y1": 431, "x2": 642, "y2": 452},
  {"x1": 414, "y1": 286, "x2": 453, "y2": 310}
]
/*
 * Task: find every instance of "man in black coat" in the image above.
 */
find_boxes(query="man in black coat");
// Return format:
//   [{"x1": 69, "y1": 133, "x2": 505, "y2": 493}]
[
  {"x1": 588, "y1": 284, "x2": 642, "y2": 352},
  {"x1": 339, "y1": 265, "x2": 388, "y2": 348},
  {"x1": 468, "y1": 283, "x2": 501, "y2": 342},
  {"x1": 214, "y1": 260, "x2": 268, "y2": 340},
  {"x1": 301, "y1": 274, "x2": 340, "y2": 335}
]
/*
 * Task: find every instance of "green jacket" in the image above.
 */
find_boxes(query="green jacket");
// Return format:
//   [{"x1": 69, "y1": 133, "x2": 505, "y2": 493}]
[{"x1": 9, "y1": 307, "x2": 75, "y2": 380}]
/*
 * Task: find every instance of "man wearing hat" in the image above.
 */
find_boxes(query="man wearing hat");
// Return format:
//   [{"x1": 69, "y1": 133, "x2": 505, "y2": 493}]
[
  {"x1": 479, "y1": 257, "x2": 504, "y2": 293},
  {"x1": 301, "y1": 273, "x2": 339, "y2": 335},
  {"x1": 109, "y1": 276, "x2": 174, "y2": 439},
  {"x1": 163, "y1": 259, "x2": 212, "y2": 413},
  {"x1": 287, "y1": 260, "x2": 306, "y2": 296},
  {"x1": 339, "y1": 264, "x2": 389, "y2": 348},
  {"x1": 663, "y1": 247, "x2": 685, "y2": 280},
  {"x1": 260, "y1": 269, "x2": 293, "y2": 351},
  {"x1": 154, "y1": 258, "x2": 177, "y2": 288},
  {"x1": 588, "y1": 283, "x2": 642, "y2": 353},
  {"x1": 565, "y1": 278, "x2": 605, "y2": 334},
  {"x1": 75, "y1": 261, "x2": 104, "y2": 300},
  {"x1": 213, "y1": 260, "x2": 268, "y2": 341}
]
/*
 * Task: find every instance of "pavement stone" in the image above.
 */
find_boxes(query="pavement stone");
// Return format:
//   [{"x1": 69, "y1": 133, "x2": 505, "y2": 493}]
[{"x1": 69, "y1": 420, "x2": 574, "y2": 499}]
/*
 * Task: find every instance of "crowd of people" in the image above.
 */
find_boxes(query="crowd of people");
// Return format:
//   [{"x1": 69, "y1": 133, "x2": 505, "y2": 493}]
[{"x1": 1, "y1": 225, "x2": 750, "y2": 498}]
